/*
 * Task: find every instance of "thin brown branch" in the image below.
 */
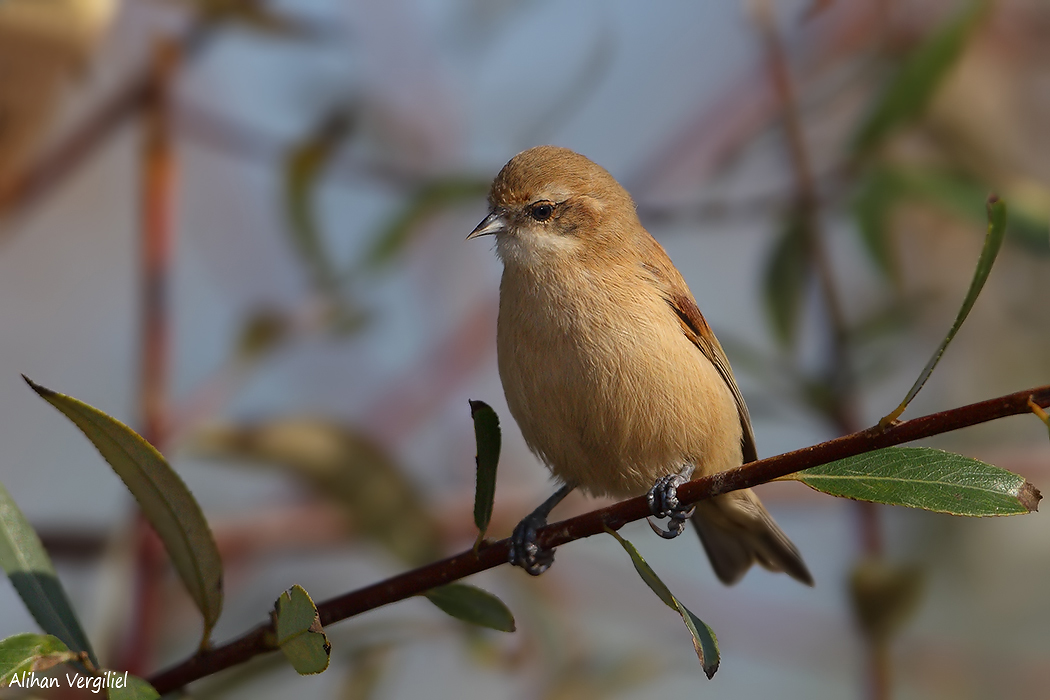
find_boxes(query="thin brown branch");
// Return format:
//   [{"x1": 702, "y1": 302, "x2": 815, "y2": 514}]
[
  {"x1": 148, "y1": 383, "x2": 1050, "y2": 695},
  {"x1": 121, "y1": 38, "x2": 180, "y2": 677}
]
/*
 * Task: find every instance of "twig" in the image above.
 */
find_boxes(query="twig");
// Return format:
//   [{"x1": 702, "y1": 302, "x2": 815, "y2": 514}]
[
  {"x1": 756, "y1": 4, "x2": 885, "y2": 696},
  {"x1": 120, "y1": 38, "x2": 180, "y2": 677},
  {"x1": 147, "y1": 383, "x2": 1050, "y2": 694}
]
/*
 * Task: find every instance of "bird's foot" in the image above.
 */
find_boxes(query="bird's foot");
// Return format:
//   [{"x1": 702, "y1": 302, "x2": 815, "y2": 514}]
[
  {"x1": 509, "y1": 512, "x2": 555, "y2": 575},
  {"x1": 646, "y1": 473, "x2": 695, "y2": 540}
]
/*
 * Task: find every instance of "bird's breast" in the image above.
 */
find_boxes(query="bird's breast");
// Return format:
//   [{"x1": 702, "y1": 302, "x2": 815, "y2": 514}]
[{"x1": 496, "y1": 264, "x2": 742, "y2": 498}]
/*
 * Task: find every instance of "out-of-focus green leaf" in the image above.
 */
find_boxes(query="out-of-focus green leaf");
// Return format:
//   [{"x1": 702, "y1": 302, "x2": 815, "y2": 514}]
[
  {"x1": 234, "y1": 308, "x2": 292, "y2": 363},
  {"x1": 340, "y1": 645, "x2": 392, "y2": 700},
  {"x1": 850, "y1": 558, "x2": 924, "y2": 644},
  {"x1": 762, "y1": 213, "x2": 812, "y2": 347},
  {"x1": 853, "y1": 0, "x2": 986, "y2": 153},
  {"x1": 424, "y1": 583, "x2": 515, "y2": 633},
  {"x1": 881, "y1": 196, "x2": 1005, "y2": 424},
  {"x1": 176, "y1": 0, "x2": 320, "y2": 37},
  {"x1": 852, "y1": 166, "x2": 906, "y2": 278},
  {"x1": 468, "y1": 400, "x2": 500, "y2": 548},
  {"x1": 786, "y1": 446, "x2": 1041, "y2": 515},
  {"x1": 362, "y1": 178, "x2": 489, "y2": 270},
  {"x1": 275, "y1": 585, "x2": 331, "y2": 675},
  {"x1": 24, "y1": 377, "x2": 223, "y2": 646},
  {"x1": 606, "y1": 529, "x2": 719, "y2": 678},
  {"x1": 0, "y1": 482, "x2": 97, "y2": 666},
  {"x1": 190, "y1": 420, "x2": 442, "y2": 565},
  {"x1": 285, "y1": 111, "x2": 355, "y2": 293},
  {"x1": 0, "y1": 634, "x2": 80, "y2": 686},
  {"x1": 109, "y1": 674, "x2": 161, "y2": 700}
]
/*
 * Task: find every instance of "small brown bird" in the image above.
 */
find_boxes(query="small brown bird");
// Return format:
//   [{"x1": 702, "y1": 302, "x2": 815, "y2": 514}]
[{"x1": 468, "y1": 146, "x2": 812, "y2": 586}]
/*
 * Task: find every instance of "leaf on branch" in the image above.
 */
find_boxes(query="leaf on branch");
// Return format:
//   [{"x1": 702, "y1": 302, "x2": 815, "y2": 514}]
[
  {"x1": 850, "y1": 558, "x2": 924, "y2": 644},
  {"x1": 785, "y1": 446, "x2": 1041, "y2": 515},
  {"x1": 424, "y1": 583, "x2": 515, "y2": 633},
  {"x1": 606, "y1": 529, "x2": 719, "y2": 679},
  {"x1": 880, "y1": 195, "x2": 1006, "y2": 426},
  {"x1": 23, "y1": 377, "x2": 224, "y2": 646},
  {"x1": 0, "y1": 634, "x2": 81, "y2": 685},
  {"x1": 468, "y1": 400, "x2": 500, "y2": 549},
  {"x1": 0, "y1": 482, "x2": 97, "y2": 666},
  {"x1": 275, "y1": 585, "x2": 331, "y2": 675},
  {"x1": 362, "y1": 178, "x2": 489, "y2": 270},
  {"x1": 762, "y1": 213, "x2": 812, "y2": 348},
  {"x1": 852, "y1": 0, "x2": 986, "y2": 154},
  {"x1": 108, "y1": 674, "x2": 161, "y2": 700},
  {"x1": 285, "y1": 110, "x2": 355, "y2": 294}
]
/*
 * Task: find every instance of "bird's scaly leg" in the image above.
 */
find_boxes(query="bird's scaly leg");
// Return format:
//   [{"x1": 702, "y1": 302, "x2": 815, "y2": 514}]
[
  {"x1": 646, "y1": 464, "x2": 696, "y2": 539},
  {"x1": 509, "y1": 484, "x2": 575, "y2": 575}
]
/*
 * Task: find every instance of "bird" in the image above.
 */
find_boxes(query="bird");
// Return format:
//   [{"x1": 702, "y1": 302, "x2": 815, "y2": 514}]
[{"x1": 467, "y1": 145, "x2": 812, "y2": 587}]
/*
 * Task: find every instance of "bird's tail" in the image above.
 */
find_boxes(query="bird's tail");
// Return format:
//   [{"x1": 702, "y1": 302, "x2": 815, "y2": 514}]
[{"x1": 690, "y1": 488, "x2": 813, "y2": 586}]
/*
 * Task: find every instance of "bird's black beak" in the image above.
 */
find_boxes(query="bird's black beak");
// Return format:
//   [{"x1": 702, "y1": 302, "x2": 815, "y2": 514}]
[{"x1": 467, "y1": 210, "x2": 507, "y2": 240}]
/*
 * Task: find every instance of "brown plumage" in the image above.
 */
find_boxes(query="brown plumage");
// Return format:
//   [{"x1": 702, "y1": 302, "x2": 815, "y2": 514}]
[{"x1": 470, "y1": 145, "x2": 812, "y2": 586}]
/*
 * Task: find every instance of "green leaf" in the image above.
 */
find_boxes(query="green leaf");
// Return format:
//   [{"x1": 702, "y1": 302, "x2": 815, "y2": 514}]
[
  {"x1": 274, "y1": 585, "x2": 331, "y2": 675},
  {"x1": 881, "y1": 196, "x2": 1006, "y2": 425},
  {"x1": 852, "y1": 166, "x2": 906, "y2": 278},
  {"x1": 108, "y1": 674, "x2": 161, "y2": 700},
  {"x1": 0, "y1": 633, "x2": 80, "y2": 686},
  {"x1": 849, "y1": 558, "x2": 924, "y2": 644},
  {"x1": 0, "y1": 482, "x2": 97, "y2": 666},
  {"x1": 23, "y1": 377, "x2": 223, "y2": 646},
  {"x1": 285, "y1": 111, "x2": 354, "y2": 293},
  {"x1": 787, "y1": 446, "x2": 1041, "y2": 515},
  {"x1": 606, "y1": 529, "x2": 719, "y2": 678},
  {"x1": 853, "y1": 0, "x2": 986, "y2": 153},
  {"x1": 424, "y1": 583, "x2": 515, "y2": 633},
  {"x1": 762, "y1": 213, "x2": 812, "y2": 347},
  {"x1": 362, "y1": 178, "x2": 489, "y2": 270},
  {"x1": 468, "y1": 400, "x2": 500, "y2": 548}
]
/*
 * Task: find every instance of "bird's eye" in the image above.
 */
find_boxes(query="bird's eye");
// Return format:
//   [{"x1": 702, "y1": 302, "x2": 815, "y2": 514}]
[{"x1": 529, "y1": 202, "x2": 554, "y2": 222}]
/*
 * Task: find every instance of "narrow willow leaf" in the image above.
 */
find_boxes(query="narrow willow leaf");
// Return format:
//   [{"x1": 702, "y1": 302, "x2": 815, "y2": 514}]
[
  {"x1": 24, "y1": 377, "x2": 223, "y2": 645},
  {"x1": 0, "y1": 633, "x2": 79, "y2": 686},
  {"x1": 762, "y1": 214, "x2": 811, "y2": 347},
  {"x1": 468, "y1": 400, "x2": 500, "y2": 548},
  {"x1": 852, "y1": 166, "x2": 905, "y2": 278},
  {"x1": 108, "y1": 674, "x2": 161, "y2": 700},
  {"x1": 0, "y1": 482, "x2": 97, "y2": 665},
  {"x1": 787, "y1": 446, "x2": 1041, "y2": 515},
  {"x1": 607, "y1": 529, "x2": 719, "y2": 678},
  {"x1": 880, "y1": 196, "x2": 1006, "y2": 425},
  {"x1": 853, "y1": 0, "x2": 986, "y2": 153},
  {"x1": 274, "y1": 585, "x2": 331, "y2": 675},
  {"x1": 424, "y1": 583, "x2": 515, "y2": 633},
  {"x1": 362, "y1": 178, "x2": 489, "y2": 270},
  {"x1": 285, "y1": 111, "x2": 354, "y2": 293}
]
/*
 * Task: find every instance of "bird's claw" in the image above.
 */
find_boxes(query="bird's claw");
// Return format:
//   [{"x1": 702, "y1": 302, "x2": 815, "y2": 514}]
[
  {"x1": 646, "y1": 473, "x2": 695, "y2": 539},
  {"x1": 509, "y1": 513, "x2": 555, "y2": 575}
]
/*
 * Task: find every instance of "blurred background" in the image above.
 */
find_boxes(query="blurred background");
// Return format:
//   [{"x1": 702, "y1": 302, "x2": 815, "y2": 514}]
[{"x1": 1, "y1": 0, "x2": 1049, "y2": 698}]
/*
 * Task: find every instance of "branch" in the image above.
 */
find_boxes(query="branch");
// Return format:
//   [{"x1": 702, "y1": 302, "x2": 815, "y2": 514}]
[{"x1": 149, "y1": 383, "x2": 1050, "y2": 694}]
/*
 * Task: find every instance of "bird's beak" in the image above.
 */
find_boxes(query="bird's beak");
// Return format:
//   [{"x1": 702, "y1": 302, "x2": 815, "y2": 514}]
[{"x1": 467, "y1": 210, "x2": 507, "y2": 240}]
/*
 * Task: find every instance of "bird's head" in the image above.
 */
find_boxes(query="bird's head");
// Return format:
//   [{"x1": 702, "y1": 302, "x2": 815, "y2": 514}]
[{"x1": 467, "y1": 146, "x2": 639, "y2": 269}]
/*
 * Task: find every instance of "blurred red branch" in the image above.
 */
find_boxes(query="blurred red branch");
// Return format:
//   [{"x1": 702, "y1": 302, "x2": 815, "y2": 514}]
[
  {"x1": 120, "y1": 38, "x2": 180, "y2": 677},
  {"x1": 148, "y1": 383, "x2": 1050, "y2": 695}
]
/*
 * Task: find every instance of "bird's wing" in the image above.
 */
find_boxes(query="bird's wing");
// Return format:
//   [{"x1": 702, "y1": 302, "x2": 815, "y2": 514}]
[{"x1": 638, "y1": 242, "x2": 758, "y2": 464}]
